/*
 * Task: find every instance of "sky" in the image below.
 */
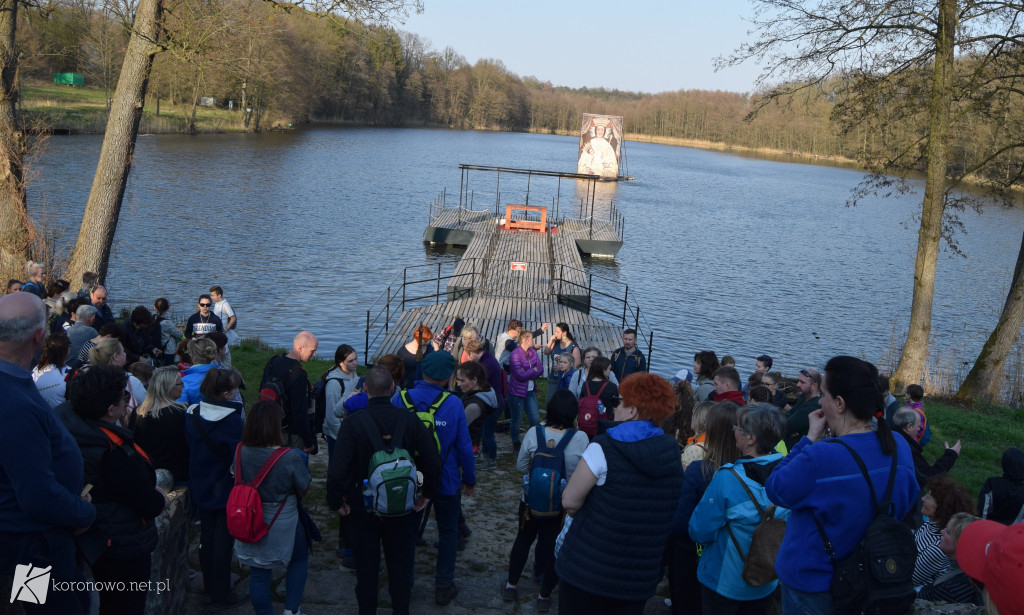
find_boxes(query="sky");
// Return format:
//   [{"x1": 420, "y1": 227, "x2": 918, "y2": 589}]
[{"x1": 399, "y1": 0, "x2": 764, "y2": 95}]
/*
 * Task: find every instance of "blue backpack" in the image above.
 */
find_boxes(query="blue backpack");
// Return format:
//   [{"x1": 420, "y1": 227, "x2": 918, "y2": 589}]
[{"x1": 526, "y1": 425, "x2": 576, "y2": 518}]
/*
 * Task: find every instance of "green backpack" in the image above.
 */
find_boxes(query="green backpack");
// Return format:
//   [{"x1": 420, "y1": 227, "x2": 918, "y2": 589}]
[
  {"x1": 398, "y1": 389, "x2": 450, "y2": 453},
  {"x1": 364, "y1": 411, "x2": 418, "y2": 517}
]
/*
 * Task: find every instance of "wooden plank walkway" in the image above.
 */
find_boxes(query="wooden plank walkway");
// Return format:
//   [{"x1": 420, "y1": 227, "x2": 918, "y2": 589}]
[
  {"x1": 372, "y1": 296, "x2": 624, "y2": 362},
  {"x1": 556, "y1": 217, "x2": 619, "y2": 242},
  {"x1": 428, "y1": 208, "x2": 495, "y2": 233}
]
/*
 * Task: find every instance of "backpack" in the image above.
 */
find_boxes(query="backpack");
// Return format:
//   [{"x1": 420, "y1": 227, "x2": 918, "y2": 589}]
[
  {"x1": 364, "y1": 411, "x2": 418, "y2": 517},
  {"x1": 225, "y1": 444, "x2": 290, "y2": 543},
  {"x1": 398, "y1": 389, "x2": 450, "y2": 453},
  {"x1": 724, "y1": 466, "x2": 787, "y2": 587},
  {"x1": 814, "y1": 440, "x2": 916, "y2": 615},
  {"x1": 577, "y1": 381, "x2": 609, "y2": 437},
  {"x1": 526, "y1": 425, "x2": 576, "y2": 518},
  {"x1": 311, "y1": 372, "x2": 345, "y2": 436},
  {"x1": 259, "y1": 355, "x2": 305, "y2": 423}
]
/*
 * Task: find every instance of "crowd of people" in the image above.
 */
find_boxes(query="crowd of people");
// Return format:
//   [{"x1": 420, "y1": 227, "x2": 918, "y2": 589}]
[{"x1": 2, "y1": 271, "x2": 1022, "y2": 615}]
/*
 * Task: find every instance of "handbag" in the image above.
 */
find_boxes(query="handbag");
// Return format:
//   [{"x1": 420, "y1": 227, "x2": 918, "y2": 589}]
[{"x1": 724, "y1": 466, "x2": 787, "y2": 587}]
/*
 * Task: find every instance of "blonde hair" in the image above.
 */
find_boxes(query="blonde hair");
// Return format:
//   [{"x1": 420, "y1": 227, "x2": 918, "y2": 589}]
[
  {"x1": 187, "y1": 338, "x2": 217, "y2": 365},
  {"x1": 88, "y1": 338, "x2": 123, "y2": 366},
  {"x1": 137, "y1": 366, "x2": 184, "y2": 418},
  {"x1": 691, "y1": 400, "x2": 714, "y2": 433}
]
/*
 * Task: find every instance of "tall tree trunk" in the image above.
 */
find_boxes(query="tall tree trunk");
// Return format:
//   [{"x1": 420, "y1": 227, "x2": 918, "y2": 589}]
[
  {"x1": 956, "y1": 227, "x2": 1024, "y2": 402},
  {"x1": 0, "y1": 0, "x2": 31, "y2": 277},
  {"x1": 66, "y1": 0, "x2": 163, "y2": 285},
  {"x1": 890, "y1": 0, "x2": 956, "y2": 391}
]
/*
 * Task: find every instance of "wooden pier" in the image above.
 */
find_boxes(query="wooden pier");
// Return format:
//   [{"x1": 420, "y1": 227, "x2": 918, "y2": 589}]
[{"x1": 365, "y1": 165, "x2": 653, "y2": 368}]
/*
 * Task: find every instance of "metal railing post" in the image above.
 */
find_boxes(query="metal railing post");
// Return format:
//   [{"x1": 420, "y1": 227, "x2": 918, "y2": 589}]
[
  {"x1": 436, "y1": 263, "x2": 441, "y2": 304},
  {"x1": 385, "y1": 286, "x2": 390, "y2": 334},
  {"x1": 634, "y1": 305, "x2": 639, "y2": 332},
  {"x1": 402, "y1": 269, "x2": 407, "y2": 312},
  {"x1": 364, "y1": 310, "x2": 370, "y2": 364},
  {"x1": 648, "y1": 330, "x2": 653, "y2": 372},
  {"x1": 622, "y1": 286, "x2": 629, "y2": 328}
]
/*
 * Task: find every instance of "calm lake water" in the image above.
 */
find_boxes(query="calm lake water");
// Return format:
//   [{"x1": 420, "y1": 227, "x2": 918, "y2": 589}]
[{"x1": 31, "y1": 127, "x2": 1024, "y2": 378}]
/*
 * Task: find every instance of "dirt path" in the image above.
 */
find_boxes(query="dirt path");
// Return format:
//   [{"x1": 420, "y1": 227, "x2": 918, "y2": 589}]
[{"x1": 183, "y1": 433, "x2": 671, "y2": 614}]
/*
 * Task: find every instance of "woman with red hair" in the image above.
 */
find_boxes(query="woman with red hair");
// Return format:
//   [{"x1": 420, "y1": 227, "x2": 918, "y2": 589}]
[{"x1": 557, "y1": 372, "x2": 684, "y2": 614}]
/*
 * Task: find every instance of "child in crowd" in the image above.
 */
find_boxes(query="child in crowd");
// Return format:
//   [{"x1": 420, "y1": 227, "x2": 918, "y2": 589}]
[
  {"x1": 681, "y1": 401, "x2": 713, "y2": 469},
  {"x1": 553, "y1": 354, "x2": 575, "y2": 393},
  {"x1": 209, "y1": 286, "x2": 237, "y2": 367},
  {"x1": 905, "y1": 383, "x2": 932, "y2": 446}
]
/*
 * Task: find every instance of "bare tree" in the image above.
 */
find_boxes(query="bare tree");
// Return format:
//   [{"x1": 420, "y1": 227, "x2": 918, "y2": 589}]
[
  {"x1": 721, "y1": 0, "x2": 1024, "y2": 390},
  {"x1": 64, "y1": 0, "x2": 421, "y2": 283},
  {"x1": 0, "y1": 0, "x2": 31, "y2": 279}
]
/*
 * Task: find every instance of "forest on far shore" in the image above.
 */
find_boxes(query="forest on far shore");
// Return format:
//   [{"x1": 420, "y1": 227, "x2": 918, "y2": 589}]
[{"x1": 18, "y1": 0, "x2": 1024, "y2": 184}]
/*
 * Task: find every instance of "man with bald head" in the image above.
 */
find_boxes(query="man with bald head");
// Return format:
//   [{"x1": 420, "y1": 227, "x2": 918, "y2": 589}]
[
  {"x1": 0, "y1": 293, "x2": 96, "y2": 614},
  {"x1": 260, "y1": 331, "x2": 318, "y2": 453}
]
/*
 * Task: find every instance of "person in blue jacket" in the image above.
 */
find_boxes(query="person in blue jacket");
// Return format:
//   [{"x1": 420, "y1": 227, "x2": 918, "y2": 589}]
[
  {"x1": 689, "y1": 402, "x2": 790, "y2": 613},
  {"x1": 392, "y1": 350, "x2": 475, "y2": 606},
  {"x1": 0, "y1": 293, "x2": 96, "y2": 615},
  {"x1": 765, "y1": 356, "x2": 918, "y2": 615},
  {"x1": 183, "y1": 366, "x2": 247, "y2": 609}
]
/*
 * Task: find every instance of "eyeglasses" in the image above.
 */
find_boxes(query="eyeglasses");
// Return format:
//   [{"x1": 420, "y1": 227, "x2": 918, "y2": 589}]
[
  {"x1": 609, "y1": 395, "x2": 622, "y2": 407},
  {"x1": 122, "y1": 390, "x2": 131, "y2": 404},
  {"x1": 199, "y1": 303, "x2": 211, "y2": 307},
  {"x1": 733, "y1": 424, "x2": 749, "y2": 435}
]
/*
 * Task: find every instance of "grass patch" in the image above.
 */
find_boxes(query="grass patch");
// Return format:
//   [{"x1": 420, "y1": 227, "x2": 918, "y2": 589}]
[
  {"x1": 922, "y1": 397, "x2": 1024, "y2": 495},
  {"x1": 21, "y1": 81, "x2": 263, "y2": 134}
]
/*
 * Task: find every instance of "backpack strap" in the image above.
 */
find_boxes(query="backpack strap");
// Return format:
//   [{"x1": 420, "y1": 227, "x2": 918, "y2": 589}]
[
  {"x1": 723, "y1": 465, "x2": 766, "y2": 563},
  {"x1": 812, "y1": 438, "x2": 899, "y2": 564},
  {"x1": 191, "y1": 404, "x2": 234, "y2": 467},
  {"x1": 366, "y1": 409, "x2": 409, "y2": 453},
  {"x1": 98, "y1": 425, "x2": 152, "y2": 465},
  {"x1": 534, "y1": 424, "x2": 546, "y2": 448},
  {"x1": 553, "y1": 428, "x2": 576, "y2": 454}
]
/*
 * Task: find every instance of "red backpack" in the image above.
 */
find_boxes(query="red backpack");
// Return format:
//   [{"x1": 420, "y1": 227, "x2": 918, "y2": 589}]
[
  {"x1": 577, "y1": 381, "x2": 609, "y2": 437},
  {"x1": 226, "y1": 444, "x2": 290, "y2": 543}
]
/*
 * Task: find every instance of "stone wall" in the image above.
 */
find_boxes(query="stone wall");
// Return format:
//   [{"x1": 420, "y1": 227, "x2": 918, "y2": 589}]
[{"x1": 146, "y1": 487, "x2": 190, "y2": 615}]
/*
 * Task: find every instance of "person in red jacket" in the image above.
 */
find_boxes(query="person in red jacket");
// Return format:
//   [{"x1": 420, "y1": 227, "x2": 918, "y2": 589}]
[{"x1": 711, "y1": 366, "x2": 745, "y2": 405}]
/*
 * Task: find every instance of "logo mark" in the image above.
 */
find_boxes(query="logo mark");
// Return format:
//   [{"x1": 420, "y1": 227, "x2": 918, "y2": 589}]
[{"x1": 10, "y1": 563, "x2": 51, "y2": 604}]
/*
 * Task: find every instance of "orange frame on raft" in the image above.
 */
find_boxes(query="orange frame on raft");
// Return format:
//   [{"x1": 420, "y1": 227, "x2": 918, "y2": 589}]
[{"x1": 504, "y1": 204, "x2": 547, "y2": 233}]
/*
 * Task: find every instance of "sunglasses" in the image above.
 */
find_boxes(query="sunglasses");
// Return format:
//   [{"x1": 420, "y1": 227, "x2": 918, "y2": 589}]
[{"x1": 199, "y1": 303, "x2": 211, "y2": 307}]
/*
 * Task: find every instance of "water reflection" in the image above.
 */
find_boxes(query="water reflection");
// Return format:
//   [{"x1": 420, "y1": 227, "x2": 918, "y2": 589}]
[{"x1": 30, "y1": 127, "x2": 1024, "y2": 379}]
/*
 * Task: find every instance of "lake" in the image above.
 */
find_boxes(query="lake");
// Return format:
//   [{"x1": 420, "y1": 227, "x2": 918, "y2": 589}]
[{"x1": 31, "y1": 126, "x2": 1024, "y2": 380}]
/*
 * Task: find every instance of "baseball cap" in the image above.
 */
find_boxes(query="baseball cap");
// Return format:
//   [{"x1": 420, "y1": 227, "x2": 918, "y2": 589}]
[
  {"x1": 672, "y1": 368, "x2": 693, "y2": 384},
  {"x1": 956, "y1": 520, "x2": 1024, "y2": 615}
]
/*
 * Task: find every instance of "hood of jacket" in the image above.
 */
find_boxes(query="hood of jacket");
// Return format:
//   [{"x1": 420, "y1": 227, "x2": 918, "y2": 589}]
[
  {"x1": 196, "y1": 397, "x2": 243, "y2": 422},
  {"x1": 713, "y1": 390, "x2": 745, "y2": 405},
  {"x1": 602, "y1": 421, "x2": 680, "y2": 480},
  {"x1": 1003, "y1": 447, "x2": 1024, "y2": 481},
  {"x1": 731, "y1": 454, "x2": 782, "y2": 487},
  {"x1": 465, "y1": 387, "x2": 499, "y2": 409}
]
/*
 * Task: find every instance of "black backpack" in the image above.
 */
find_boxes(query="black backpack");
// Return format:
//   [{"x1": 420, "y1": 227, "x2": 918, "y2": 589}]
[
  {"x1": 311, "y1": 372, "x2": 345, "y2": 436},
  {"x1": 814, "y1": 439, "x2": 916, "y2": 615}
]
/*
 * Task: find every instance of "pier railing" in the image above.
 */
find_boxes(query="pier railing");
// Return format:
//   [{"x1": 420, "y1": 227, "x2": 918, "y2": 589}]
[{"x1": 363, "y1": 260, "x2": 654, "y2": 369}]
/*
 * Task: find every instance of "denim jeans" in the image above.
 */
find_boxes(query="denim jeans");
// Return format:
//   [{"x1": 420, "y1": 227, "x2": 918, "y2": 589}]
[
  {"x1": 433, "y1": 492, "x2": 462, "y2": 590},
  {"x1": 506, "y1": 391, "x2": 539, "y2": 444},
  {"x1": 481, "y1": 405, "x2": 500, "y2": 460},
  {"x1": 248, "y1": 521, "x2": 308, "y2": 615},
  {"x1": 781, "y1": 583, "x2": 833, "y2": 615}
]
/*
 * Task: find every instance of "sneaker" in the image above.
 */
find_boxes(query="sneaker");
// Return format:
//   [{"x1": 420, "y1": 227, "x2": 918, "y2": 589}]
[
  {"x1": 537, "y1": 594, "x2": 552, "y2": 612},
  {"x1": 435, "y1": 583, "x2": 459, "y2": 606},
  {"x1": 502, "y1": 584, "x2": 517, "y2": 602},
  {"x1": 283, "y1": 609, "x2": 306, "y2": 615},
  {"x1": 664, "y1": 598, "x2": 672, "y2": 607},
  {"x1": 458, "y1": 522, "x2": 472, "y2": 538},
  {"x1": 477, "y1": 456, "x2": 497, "y2": 470}
]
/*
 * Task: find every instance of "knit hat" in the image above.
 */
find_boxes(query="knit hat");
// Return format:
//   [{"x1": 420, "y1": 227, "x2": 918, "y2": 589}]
[
  {"x1": 956, "y1": 519, "x2": 1024, "y2": 615},
  {"x1": 421, "y1": 350, "x2": 456, "y2": 381}
]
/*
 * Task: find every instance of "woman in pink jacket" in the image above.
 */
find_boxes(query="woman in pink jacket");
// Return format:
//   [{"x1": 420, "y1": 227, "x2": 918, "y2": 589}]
[{"x1": 508, "y1": 329, "x2": 544, "y2": 454}]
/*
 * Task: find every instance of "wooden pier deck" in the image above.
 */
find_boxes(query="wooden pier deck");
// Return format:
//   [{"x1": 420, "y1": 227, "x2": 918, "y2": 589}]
[
  {"x1": 373, "y1": 296, "x2": 625, "y2": 360},
  {"x1": 367, "y1": 167, "x2": 644, "y2": 365}
]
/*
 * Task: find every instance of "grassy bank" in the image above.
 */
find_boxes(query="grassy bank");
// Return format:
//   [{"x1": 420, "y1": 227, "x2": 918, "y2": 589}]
[
  {"x1": 22, "y1": 82, "x2": 266, "y2": 134},
  {"x1": 229, "y1": 340, "x2": 1014, "y2": 496}
]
